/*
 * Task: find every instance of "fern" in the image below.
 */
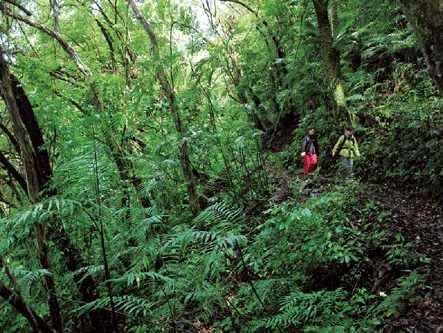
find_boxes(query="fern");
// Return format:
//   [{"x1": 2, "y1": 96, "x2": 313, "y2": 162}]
[
  {"x1": 194, "y1": 202, "x2": 245, "y2": 230},
  {"x1": 74, "y1": 265, "x2": 105, "y2": 284},
  {"x1": 74, "y1": 295, "x2": 155, "y2": 318},
  {"x1": 111, "y1": 271, "x2": 175, "y2": 288},
  {"x1": 1, "y1": 198, "x2": 81, "y2": 231},
  {"x1": 54, "y1": 134, "x2": 118, "y2": 202},
  {"x1": 12, "y1": 269, "x2": 51, "y2": 298},
  {"x1": 250, "y1": 289, "x2": 350, "y2": 331}
]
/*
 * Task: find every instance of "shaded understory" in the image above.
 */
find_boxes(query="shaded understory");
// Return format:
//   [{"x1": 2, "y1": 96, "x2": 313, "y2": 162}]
[
  {"x1": 372, "y1": 184, "x2": 443, "y2": 333},
  {"x1": 304, "y1": 179, "x2": 442, "y2": 333}
]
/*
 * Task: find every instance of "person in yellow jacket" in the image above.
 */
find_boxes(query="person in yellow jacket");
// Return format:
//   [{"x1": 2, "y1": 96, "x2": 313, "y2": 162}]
[{"x1": 332, "y1": 126, "x2": 360, "y2": 181}]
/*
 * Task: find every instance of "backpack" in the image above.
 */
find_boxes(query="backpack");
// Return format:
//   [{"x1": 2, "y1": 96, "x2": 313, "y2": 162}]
[{"x1": 337, "y1": 135, "x2": 355, "y2": 154}]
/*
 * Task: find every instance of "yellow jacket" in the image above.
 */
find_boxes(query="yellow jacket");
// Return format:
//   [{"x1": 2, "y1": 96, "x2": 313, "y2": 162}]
[{"x1": 333, "y1": 135, "x2": 360, "y2": 158}]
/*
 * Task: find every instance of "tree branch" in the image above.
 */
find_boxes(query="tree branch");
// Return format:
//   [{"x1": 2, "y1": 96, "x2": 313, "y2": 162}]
[
  {"x1": 1, "y1": 0, "x2": 32, "y2": 16},
  {"x1": 0, "y1": 254, "x2": 39, "y2": 333},
  {"x1": 0, "y1": 150, "x2": 28, "y2": 194},
  {"x1": 0, "y1": 282, "x2": 53, "y2": 333},
  {"x1": 0, "y1": 120, "x2": 20, "y2": 154},
  {"x1": 1, "y1": 7, "x2": 92, "y2": 78}
]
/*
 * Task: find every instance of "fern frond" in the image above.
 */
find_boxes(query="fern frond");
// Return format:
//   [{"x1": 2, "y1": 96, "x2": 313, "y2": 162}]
[
  {"x1": 1, "y1": 198, "x2": 81, "y2": 231},
  {"x1": 253, "y1": 278, "x2": 292, "y2": 304},
  {"x1": 111, "y1": 271, "x2": 175, "y2": 288},
  {"x1": 255, "y1": 289, "x2": 349, "y2": 330},
  {"x1": 193, "y1": 202, "x2": 245, "y2": 231},
  {"x1": 130, "y1": 215, "x2": 164, "y2": 244},
  {"x1": 74, "y1": 295, "x2": 155, "y2": 318},
  {"x1": 13, "y1": 269, "x2": 51, "y2": 298},
  {"x1": 74, "y1": 265, "x2": 105, "y2": 284}
]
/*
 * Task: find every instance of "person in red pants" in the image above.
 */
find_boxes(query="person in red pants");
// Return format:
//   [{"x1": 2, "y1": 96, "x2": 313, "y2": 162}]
[{"x1": 301, "y1": 127, "x2": 319, "y2": 175}]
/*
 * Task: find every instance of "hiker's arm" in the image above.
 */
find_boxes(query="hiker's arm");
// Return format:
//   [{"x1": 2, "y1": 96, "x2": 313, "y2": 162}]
[
  {"x1": 301, "y1": 136, "x2": 307, "y2": 155},
  {"x1": 355, "y1": 140, "x2": 360, "y2": 157},
  {"x1": 332, "y1": 137, "x2": 343, "y2": 155}
]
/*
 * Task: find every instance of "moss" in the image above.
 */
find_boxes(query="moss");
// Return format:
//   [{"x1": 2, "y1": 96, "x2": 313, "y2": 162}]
[{"x1": 398, "y1": 0, "x2": 443, "y2": 94}]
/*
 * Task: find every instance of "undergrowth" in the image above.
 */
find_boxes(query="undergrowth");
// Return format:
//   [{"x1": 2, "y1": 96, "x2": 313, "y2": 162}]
[{"x1": 62, "y1": 181, "x2": 428, "y2": 333}]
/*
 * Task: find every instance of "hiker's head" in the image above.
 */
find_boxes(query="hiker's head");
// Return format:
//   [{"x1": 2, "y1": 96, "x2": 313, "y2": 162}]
[
  {"x1": 345, "y1": 126, "x2": 354, "y2": 136},
  {"x1": 308, "y1": 127, "x2": 316, "y2": 136}
]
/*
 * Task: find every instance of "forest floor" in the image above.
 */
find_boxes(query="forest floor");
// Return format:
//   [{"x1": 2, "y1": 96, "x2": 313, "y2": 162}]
[
  {"x1": 369, "y1": 184, "x2": 443, "y2": 333},
  {"x1": 271, "y1": 168, "x2": 443, "y2": 332}
]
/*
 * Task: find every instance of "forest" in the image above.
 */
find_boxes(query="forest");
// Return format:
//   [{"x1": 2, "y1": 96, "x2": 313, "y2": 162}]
[{"x1": 0, "y1": 0, "x2": 442, "y2": 332}]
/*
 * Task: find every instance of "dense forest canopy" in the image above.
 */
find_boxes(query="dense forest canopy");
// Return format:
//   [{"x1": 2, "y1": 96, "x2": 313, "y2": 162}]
[{"x1": 0, "y1": 0, "x2": 442, "y2": 332}]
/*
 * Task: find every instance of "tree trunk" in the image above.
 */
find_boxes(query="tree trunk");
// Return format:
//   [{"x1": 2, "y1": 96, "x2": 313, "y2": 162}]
[
  {"x1": 312, "y1": 0, "x2": 350, "y2": 124},
  {"x1": 397, "y1": 0, "x2": 443, "y2": 96},
  {"x1": 0, "y1": 73, "x2": 52, "y2": 196},
  {"x1": 52, "y1": 222, "x2": 109, "y2": 333},
  {"x1": 0, "y1": 283, "x2": 54, "y2": 333},
  {"x1": 229, "y1": 53, "x2": 267, "y2": 132},
  {"x1": 9, "y1": 73, "x2": 53, "y2": 191},
  {"x1": 0, "y1": 45, "x2": 64, "y2": 333},
  {"x1": 0, "y1": 120, "x2": 20, "y2": 153},
  {"x1": 1, "y1": 33, "x2": 111, "y2": 333},
  {"x1": 126, "y1": 0, "x2": 201, "y2": 215},
  {"x1": 2, "y1": 66, "x2": 110, "y2": 332},
  {"x1": 0, "y1": 254, "x2": 40, "y2": 333},
  {"x1": 220, "y1": 0, "x2": 294, "y2": 128},
  {"x1": 0, "y1": 150, "x2": 28, "y2": 194}
]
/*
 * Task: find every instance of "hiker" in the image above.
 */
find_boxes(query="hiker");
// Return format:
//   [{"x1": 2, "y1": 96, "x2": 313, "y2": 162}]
[
  {"x1": 332, "y1": 126, "x2": 360, "y2": 181},
  {"x1": 301, "y1": 127, "x2": 319, "y2": 175}
]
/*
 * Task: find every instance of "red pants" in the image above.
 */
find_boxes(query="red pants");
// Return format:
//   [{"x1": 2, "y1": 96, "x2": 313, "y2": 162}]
[{"x1": 302, "y1": 154, "x2": 318, "y2": 174}]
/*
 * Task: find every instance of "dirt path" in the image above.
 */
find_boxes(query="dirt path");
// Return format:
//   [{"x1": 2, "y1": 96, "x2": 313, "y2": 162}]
[{"x1": 366, "y1": 184, "x2": 443, "y2": 333}]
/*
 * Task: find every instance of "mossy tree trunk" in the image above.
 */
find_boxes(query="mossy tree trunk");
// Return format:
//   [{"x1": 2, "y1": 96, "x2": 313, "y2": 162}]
[
  {"x1": 312, "y1": 0, "x2": 351, "y2": 125},
  {"x1": 397, "y1": 0, "x2": 443, "y2": 96},
  {"x1": 229, "y1": 53, "x2": 267, "y2": 132}
]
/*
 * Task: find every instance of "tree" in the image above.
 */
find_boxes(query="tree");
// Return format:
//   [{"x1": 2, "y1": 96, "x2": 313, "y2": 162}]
[
  {"x1": 312, "y1": 0, "x2": 351, "y2": 124},
  {"x1": 1, "y1": 5, "x2": 152, "y2": 210},
  {"x1": 0, "y1": 44, "x2": 64, "y2": 333},
  {"x1": 1, "y1": 33, "x2": 110, "y2": 333},
  {"x1": 396, "y1": 0, "x2": 443, "y2": 96},
  {"x1": 126, "y1": 0, "x2": 201, "y2": 215}
]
